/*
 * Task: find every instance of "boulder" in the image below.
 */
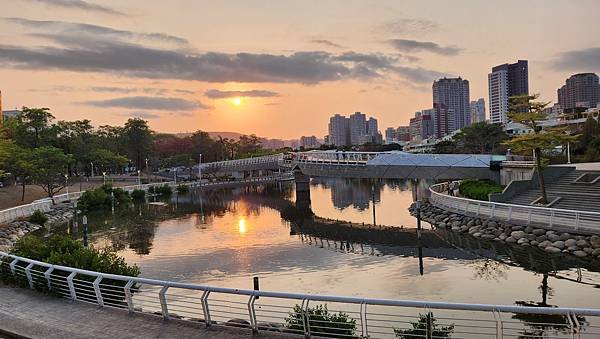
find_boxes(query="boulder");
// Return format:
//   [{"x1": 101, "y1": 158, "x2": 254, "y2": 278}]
[
  {"x1": 592, "y1": 248, "x2": 600, "y2": 256},
  {"x1": 559, "y1": 233, "x2": 571, "y2": 241},
  {"x1": 590, "y1": 235, "x2": 600, "y2": 248},
  {"x1": 544, "y1": 246, "x2": 562, "y2": 254},
  {"x1": 564, "y1": 239, "x2": 577, "y2": 247},
  {"x1": 438, "y1": 222, "x2": 447, "y2": 229},
  {"x1": 573, "y1": 251, "x2": 587, "y2": 258},
  {"x1": 547, "y1": 234, "x2": 560, "y2": 242},
  {"x1": 532, "y1": 229, "x2": 546, "y2": 236},
  {"x1": 517, "y1": 238, "x2": 529, "y2": 245},
  {"x1": 538, "y1": 240, "x2": 552, "y2": 248},
  {"x1": 511, "y1": 231, "x2": 527, "y2": 240},
  {"x1": 505, "y1": 237, "x2": 517, "y2": 243},
  {"x1": 552, "y1": 241, "x2": 565, "y2": 250},
  {"x1": 576, "y1": 240, "x2": 589, "y2": 248}
]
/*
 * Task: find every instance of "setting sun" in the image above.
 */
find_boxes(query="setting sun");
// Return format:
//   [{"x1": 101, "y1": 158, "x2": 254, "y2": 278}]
[
  {"x1": 232, "y1": 97, "x2": 242, "y2": 106},
  {"x1": 238, "y1": 218, "x2": 247, "y2": 234}
]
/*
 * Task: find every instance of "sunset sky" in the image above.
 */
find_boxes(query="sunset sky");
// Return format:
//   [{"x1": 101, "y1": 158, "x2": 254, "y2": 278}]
[{"x1": 1, "y1": 0, "x2": 599, "y2": 139}]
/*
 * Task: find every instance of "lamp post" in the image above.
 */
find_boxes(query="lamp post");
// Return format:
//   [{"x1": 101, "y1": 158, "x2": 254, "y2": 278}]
[
  {"x1": 137, "y1": 170, "x2": 141, "y2": 188},
  {"x1": 64, "y1": 174, "x2": 69, "y2": 199},
  {"x1": 90, "y1": 162, "x2": 94, "y2": 177},
  {"x1": 145, "y1": 158, "x2": 149, "y2": 183},
  {"x1": 198, "y1": 153, "x2": 202, "y2": 182},
  {"x1": 567, "y1": 142, "x2": 571, "y2": 164},
  {"x1": 102, "y1": 172, "x2": 106, "y2": 185}
]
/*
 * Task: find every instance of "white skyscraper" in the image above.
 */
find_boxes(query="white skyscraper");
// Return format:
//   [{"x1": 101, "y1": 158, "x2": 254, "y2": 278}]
[
  {"x1": 328, "y1": 114, "x2": 350, "y2": 146},
  {"x1": 488, "y1": 70, "x2": 509, "y2": 124},
  {"x1": 470, "y1": 98, "x2": 486, "y2": 124},
  {"x1": 349, "y1": 112, "x2": 367, "y2": 145}
]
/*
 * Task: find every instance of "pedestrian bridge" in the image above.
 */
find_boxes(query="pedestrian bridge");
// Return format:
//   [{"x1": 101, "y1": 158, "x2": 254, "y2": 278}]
[{"x1": 198, "y1": 151, "x2": 506, "y2": 181}]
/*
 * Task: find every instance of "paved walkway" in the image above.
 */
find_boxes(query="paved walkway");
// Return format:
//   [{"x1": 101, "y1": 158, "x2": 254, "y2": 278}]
[{"x1": 0, "y1": 285, "x2": 290, "y2": 339}]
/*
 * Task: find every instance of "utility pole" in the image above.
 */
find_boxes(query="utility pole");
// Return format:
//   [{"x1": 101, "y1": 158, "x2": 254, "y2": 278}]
[
  {"x1": 198, "y1": 153, "x2": 202, "y2": 182},
  {"x1": 371, "y1": 184, "x2": 376, "y2": 227}
]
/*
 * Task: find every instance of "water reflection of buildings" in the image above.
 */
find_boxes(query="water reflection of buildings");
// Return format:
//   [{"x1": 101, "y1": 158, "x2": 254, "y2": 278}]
[{"x1": 311, "y1": 177, "x2": 384, "y2": 210}]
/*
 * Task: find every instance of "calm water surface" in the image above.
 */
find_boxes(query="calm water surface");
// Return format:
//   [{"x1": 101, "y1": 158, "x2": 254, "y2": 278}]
[{"x1": 61, "y1": 179, "x2": 600, "y2": 309}]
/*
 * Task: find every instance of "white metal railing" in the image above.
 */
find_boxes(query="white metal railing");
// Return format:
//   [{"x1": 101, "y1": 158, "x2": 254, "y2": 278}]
[
  {"x1": 429, "y1": 183, "x2": 600, "y2": 234},
  {"x1": 0, "y1": 173, "x2": 293, "y2": 225},
  {"x1": 1, "y1": 252, "x2": 599, "y2": 338},
  {"x1": 199, "y1": 154, "x2": 283, "y2": 169},
  {"x1": 294, "y1": 151, "x2": 380, "y2": 165}
]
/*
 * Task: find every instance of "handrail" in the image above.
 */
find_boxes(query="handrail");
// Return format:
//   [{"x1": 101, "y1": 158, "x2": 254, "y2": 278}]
[
  {"x1": 429, "y1": 182, "x2": 600, "y2": 233},
  {"x1": 1, "y1": 251, "x2": 599, "y2": 338}
]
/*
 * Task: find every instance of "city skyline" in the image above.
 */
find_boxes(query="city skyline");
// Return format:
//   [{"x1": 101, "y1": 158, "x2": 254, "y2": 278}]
[{"x1": 1, "y1": 0, "x2": 599, "y2": 139}]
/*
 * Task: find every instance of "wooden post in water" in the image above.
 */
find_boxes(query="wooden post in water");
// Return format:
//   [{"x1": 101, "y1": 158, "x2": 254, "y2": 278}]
[
  {"x1": 253, "y1": 276, "x2": 260, "y2": 300},
  {"x1": 371, "y1": 184, "x2": 377, "y2": 227}
]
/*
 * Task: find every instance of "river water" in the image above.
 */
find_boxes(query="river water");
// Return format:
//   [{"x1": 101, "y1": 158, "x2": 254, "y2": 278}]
[{"x1": 60, "y1": 178, "x2": 600, "y2": 310}]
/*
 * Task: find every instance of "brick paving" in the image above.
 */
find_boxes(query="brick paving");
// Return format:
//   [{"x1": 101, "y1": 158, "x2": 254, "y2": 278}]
[{"x1": 0, "y1": 285, "x2": 291, "y2": 339}]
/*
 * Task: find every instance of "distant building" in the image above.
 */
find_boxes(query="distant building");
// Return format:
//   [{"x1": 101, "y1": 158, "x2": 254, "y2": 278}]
[
  {"x1": 328, "y1": 114, "x2": 350, "y2": 146},
  {"x1": 0, "y1": 90, "x2": 21, "y2": 125},
  {"x1": 349, "y1": 112, "x2": 367, "y2": 145},
  {"x1": 396, "y1": 126, "x2": 410, "y2": 142},
  {"x1": 328, "y1": 112, "x2": 381, "y2": 146},
  {"x1": 557, "y1": 73, "x2": 600, "y2": 113},
  {"x1": 432, "y1": 77, "x2": 470, "y2": 135},
  {"x1": 488, "y1": 60, "x2": 529, "y2": 124},
  {"x1": 410, "y1": 110, "x2": 434, "y2": 141},
  {"x1": 299, "y1": 136, "x2": 319, "y2": 149},
  {"x1": 384, "y1": 127, "x2": 397, "y2": 143},
  {"x1": 432, "y1": 103, "x2": 452, "y2": 138},
  {"x1": 470, "y1": 98, "x2": 486, "y2": 124}
]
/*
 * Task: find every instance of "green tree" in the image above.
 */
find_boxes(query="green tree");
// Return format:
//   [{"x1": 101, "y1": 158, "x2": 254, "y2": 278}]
[
  {"x1": 504, "y1": 94, "x2": 579, "y2": 204},
  {"x1": 123, "y1": 118, "x2": 153, "y2": 170},
  {"x1": 54, "y1": 119, "x2": 94, "y2": 175},
  {"x1": 454, "y1": 122, "x2": 509, "y2": 153},
  {"x1": 28, "y1": 146, "x2": 74, "y2": 200},
  {"x1": 285, "y1": 304, "x2": 356, "y2": 337},
  {"x1": 87, "y1": 149, "x2": 128, "y2": 174},
  {"x1": 16, "y1": 107, "x2": 55, "y2": 148},
  {"x1": 5, "y1": 145, "x2": 35, "y2": 201}
]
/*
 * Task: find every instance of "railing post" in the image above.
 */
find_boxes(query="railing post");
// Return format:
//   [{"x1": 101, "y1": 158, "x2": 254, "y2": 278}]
[
  {"x1": 550, "y1": 211, "x2": 554, "y2": 227},
  {"x1": 493, "y1": 310, "x2": 503, "y2": 339},
  {"x1": 24, "y1": 262, "x2": 34, "y2": 289},
  {"x1": 507, "y1": 207, "x2": 512, "y2": 222},
  {"x1": 159, "y1": 285, "x2": 170, "y2": 320},
  {"x1": 201, "y1": 290, "x2": 212, "y2": 327},
  {"x1": 477, "y1": 202, "x2": 481, "y2": 216},
  {"x1": 247, "y1": 294, "x2": 258, "y2": 333},
  {"x1": 44, "y1": 267, "x2": 54, "y2": 290},
  {"x1": 575, "y1": 212, "x2": 580, "y2": 230},
  {"x1": 93, "y1": 276, "x2": 104, "y2": 306},
  {"x1": 124, "y1": 280, "x2": 135, "y2": 312},
  {"x1": 9, "y1": 258, "x2": 19, "y2": 275},
  {"x1": 67, "y1": 271, "x2": 77, "y2": 300},
  {"x1": 302, "y1": 299, "x2": 311, "y2": 337},
  {"x1": 527, "y1": 210, "x2": 532, "y2": 225},
  {"x1": 491, "y1": 204, "x2": 496, "y2": 218},
  {"x1": 361, "y1": 302, "x2": 367, "y2": 338}
]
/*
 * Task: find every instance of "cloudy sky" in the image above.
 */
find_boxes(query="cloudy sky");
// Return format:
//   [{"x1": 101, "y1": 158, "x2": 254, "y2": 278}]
[{"x1": 1, "y1": 0, "x2": 598, "y2": 138}]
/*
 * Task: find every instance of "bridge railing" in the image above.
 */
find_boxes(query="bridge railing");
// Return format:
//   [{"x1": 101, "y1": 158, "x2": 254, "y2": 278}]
[
  {"x1": 199, "y1": 154, "x2": 283, "y2": 169},
  {"x1": 1, "y1": 251, "x2": 599, "y2": 338},
  {"x1": 294, "y1": 151, "x2": 380, "y2": 165},
  {"x1": 429, "y1": 183, "x2": 600, "y2": 234},
  {"x1": 0, "y1": 173, "x2": 292, "y2": 225}
]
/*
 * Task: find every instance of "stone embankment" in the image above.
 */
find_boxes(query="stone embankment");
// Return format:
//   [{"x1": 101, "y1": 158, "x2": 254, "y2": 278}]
[
  {"x1": 0, "y1": 204, "x2": 73, "y2": 252},
  {"x1": 411, "y1": 202, "x2": 600, "y2": 259}
]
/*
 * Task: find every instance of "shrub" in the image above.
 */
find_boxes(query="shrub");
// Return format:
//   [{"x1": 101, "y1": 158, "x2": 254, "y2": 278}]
[
  {"x1": 285, "y1": 304, "x2": 356, "y2": 337},
  {"x1": 131, "y1": 189, "x2": 146, "y2": 201},
  {"x1": 78, "y1": 185, "x2": 131, "y2": 211},
  {"x1": 394, "y1": 312, "x2": 454, "y2": 338},
  {"x1": 458, "y1": 179, "x2": 504, "y2": 201},
  {"x1": 3, "y1": 235, "x2": 140, "y2": 300},
  {"x1": 176, "y1": 184, "x2": 189, "y2": 194},
  {"x1": 29, "y1": 209, "x2": 48, "y2": 225},
  {"x1": 150, "y1": 184, "x2": 172, "y2": 196}
]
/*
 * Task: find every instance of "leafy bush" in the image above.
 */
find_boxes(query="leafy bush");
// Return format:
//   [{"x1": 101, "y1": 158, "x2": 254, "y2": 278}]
[
  {"x1": 29, "y1": 209, "x2": 48, "y2": 225},
  {"x1": 176, "y1": 184, "x2": 189, "y2": 194},
  {"x1": 149, "y1": 184, "x2": 172, "y2": 196},
  {"x1": 459, "y1": 179, "x2": 504, "y2": 201},
  {"x1": 77, "y1": 185, "x2": 131, "y2": 211},
  {"x1": 131, "y1": 189, "x2": 146, "y2": 201},
  {"x1": 394, "y1": 312, "x2": 454, "y2": 338},
  {"x1": 2, "y1": 235, "x2": 139, "y2": 301},
  {"x1": 285, "y1": 304, "x2": 356, "y2": 337}
]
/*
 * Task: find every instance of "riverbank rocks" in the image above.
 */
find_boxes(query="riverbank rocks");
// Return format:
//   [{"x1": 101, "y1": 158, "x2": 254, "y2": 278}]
[
  {"x1": 0, "y1": 202, "x2": 73, "y2": 252},
  {"x1": 410, "y1": 202, "x2": 600, "y2": 261}
]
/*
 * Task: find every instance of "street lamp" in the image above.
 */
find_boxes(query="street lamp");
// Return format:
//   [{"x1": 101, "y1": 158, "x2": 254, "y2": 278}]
[
  {"x1": 102, "y1": 172, "x2": 106, "y2": 185},
  {"x1": 90, "y1": 162, "x2": 94, "y2": 177},
  {"x1": 198, "y1": 153, "x2": 202, "y2": 182},
  {"x1": 145, "y1": 158, "x2": 149, "y2": 183},
  {"x1": 64, "y1": 174, "x2": 69, "y2": 199},
  {"x1": 137, "y1": 169, "x2": 141, "y2": 188}
]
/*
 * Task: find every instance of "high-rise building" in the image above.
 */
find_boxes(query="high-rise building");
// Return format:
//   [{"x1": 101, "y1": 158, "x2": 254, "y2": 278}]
[
  {"x1": 384, "y1": 127, "x2": 396, "y2": 142},
  {"x1": 557, "y1": 73, "x2": 600, "y2": 113},
  {"x1": 410, "y1": 109, "x2": 434, "y2": 141},
  {"x1": 396, "y1": 126, "x2": 410, "y2": 142},
  {"x1": 432, "y1": 77, "x2": 470, "y2": 134},
  {"x1": 299, "y1": 136, "x2": 319, "y2": 149},
  {"x1": 367, "y1": 117, "x2": 378, "y2": 137},
  {"x1": 488, "y1": 60, "x2": 528, "y2": 124},
  {"x1": 470, "y1": 98, "x2": 486, "y2": 124},
  {"x1": 432, "y1": 103, "x2": 451, "y2": 138},
  {"x1": 349, "y1": 112, "x2": 367, "y2": 145},
  {"x1": 328, "y1": 114, "x2": 350, "y2": 146}
]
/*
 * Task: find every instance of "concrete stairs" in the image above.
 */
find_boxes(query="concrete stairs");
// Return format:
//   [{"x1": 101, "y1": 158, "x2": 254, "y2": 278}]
[{"x1": 508, "y1": 169, "x2": 600, "y2": 213}]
